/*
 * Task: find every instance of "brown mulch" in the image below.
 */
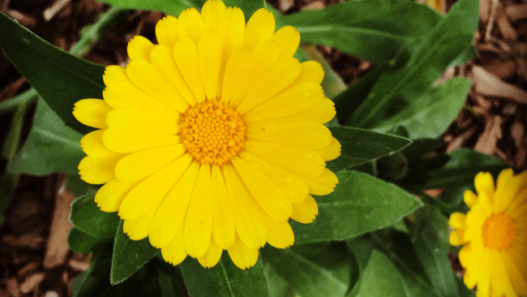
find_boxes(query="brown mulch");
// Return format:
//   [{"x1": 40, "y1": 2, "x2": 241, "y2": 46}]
[{"x1": 0, "y1": 0, "x2": 526, "y2": 296}]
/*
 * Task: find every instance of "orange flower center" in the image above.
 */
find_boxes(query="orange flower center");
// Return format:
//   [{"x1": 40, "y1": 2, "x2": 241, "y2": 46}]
[
  {"x1": 179, "y1": 99, "x2": 246, "y2": 165},
  {"x1": 482, "y1": 212, "x2": 516, "y2": 251}
]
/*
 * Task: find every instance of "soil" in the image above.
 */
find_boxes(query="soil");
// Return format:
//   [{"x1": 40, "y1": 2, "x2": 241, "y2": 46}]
[{"x1": 0, "y1": 0, "x2": 526, "y2": 296}]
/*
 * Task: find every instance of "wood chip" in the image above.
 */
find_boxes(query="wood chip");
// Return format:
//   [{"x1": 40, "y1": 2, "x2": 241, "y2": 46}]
[
  {"x1": 502, "y1": 102, "x2": 518, "y2": 115},
  {"x1": 301, "y1": 1, "x2": 325, "y2": 10},
  {"x1": 68, "y1": 258, "x2": 90, "y2": 271},
  {"x1": 17, "y1": 262, "x2": 39, "y2": 278},
  {"x1": 505, "y1": 4, "x2": 527, "y2": 21},
  {"x1": 485, "y1": 0, "x2": 500, "y2": 41},
  {"x1": 279, "y1": 0, "x2": 294, "y2": 12},
  {"x1": 43, "y1": 0, "x2": 70, "y2": 21},
  {"x1": 480, "y1": 0, "x2": 491, "y2": 22},
  {"x1": 472, "y1": 65, "x2": 527, "y2": 104},
  {"x1": 0, "y1": 289, "x2": 9, "y2": 297},
  {"x1": 43, "y1": 177, "x2": 75, "y2": 269},
  {"x1": 6, "y1": 278, "x2": 19, "y2": 297},
  {"x1": 2, "y1": 234, "x2": 46, "y2": 249},
  {"x1": 474, "y1": 116, "x2": 503, "y2": 154},
  {"x1": 19, "y1": 273, "x2": 45, "y2": 294},
  {"x1": 497, "y1": 6, "x2": 518, "y2": 40},
  {"x1": 482, "y1": 60, "x2": 517, "y2": 80},
  {"x1": 446, "y1": 126, "x2": 478, "y2": 152},
  {"x1": 44, "y1": 292, "x2": 59, "y2": 297}
]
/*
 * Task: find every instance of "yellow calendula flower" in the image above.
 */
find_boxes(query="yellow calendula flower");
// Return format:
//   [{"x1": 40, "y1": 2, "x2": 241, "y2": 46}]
[
  {"x1": 449, "y1": 169, "x2": 527, "y2": 297},
  {"x1": 72, "y1": 0, "x2": 340, "y2": 269}
]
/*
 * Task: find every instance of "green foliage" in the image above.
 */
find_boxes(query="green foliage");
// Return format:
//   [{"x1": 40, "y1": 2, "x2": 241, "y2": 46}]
[
  {"x1": 8, "y1": 99, "x2": 84, "y2": 175},
  {"x1": 0, "y1": 13, "x2": 105, "y2": 134},
  {"x1": 180, "y1": 255, "x2": 270, "y2": 297},
  {"x1": 293, "y1": 170, "x2": 422, "y2": 244},
  {"x1": 70, "y1": 194, "x2": 120, "y2": 239}
]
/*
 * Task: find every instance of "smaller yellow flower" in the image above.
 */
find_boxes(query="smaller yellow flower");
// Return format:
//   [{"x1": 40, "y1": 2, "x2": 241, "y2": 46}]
[{"x1": 449, "y1": 169, "x2": 527, "y2": 297}]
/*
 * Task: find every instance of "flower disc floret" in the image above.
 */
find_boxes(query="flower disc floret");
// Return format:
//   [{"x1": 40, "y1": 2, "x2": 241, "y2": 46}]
[
  {"x1": 481, "y1": 212, "x2": 516, "y2": 251},
  {"x1": 179, "y1": 99, "x2": 246, "y2": 165}
]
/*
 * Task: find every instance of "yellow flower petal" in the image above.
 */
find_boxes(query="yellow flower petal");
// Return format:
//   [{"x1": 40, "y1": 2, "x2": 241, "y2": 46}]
[
  {"x1": 237, "y1": 56, "x2": 301, "y2": 114},
  {"x1": 126, "y1": 59, "x2": 189, "y2": 113},
  {"x1": 150, "y1": 44, "x2": 196, "y2": 106},
  {"x1": 245, "y1": 141, "x2": 325, "y2": 177},
  {"x1": 173, "y1": 38, "x2": 206, "y2": 103},
  {"x1": 177, "y1": 8, "x2": 205, "y2": 45},
  {"x1": 243, "y1": 8, "x2": 275, "y2": 50},
  {"x1": 80, "y1": 130, "x2": 121, "y2": 158},
  {"x1": 247, "y1": 122, "x2": 332, "y2": 150},
  {"x1": 312, "y1": 138, "x2": 341, "y2": 161},
  {"x1": 249, "y1": 98, "x2": 335, "y2": 125},
  {"x1": 231, "y1": 157, "x2": 292, "y2": 221},
  {"x1": 296, "y1": 168, "x2": 339, "y2": 196},
  {"x1": 197, "y1": 239, "x2": 223, "y2": 268},
  {"x1": 216, "y1": 7, "x2": 245, "y2": 97},
  {"x1": 155, "y1": 16, "x2": 178, "y2": 48},
  {"x1": 463, "y1": 189, "x2": 478, "y2": 208},
  {"x1": 239, "y1": 151, "x2": 308, "y2": 204},
  {"x1": 474, "y1": 172, "x2": 495, "y2": 202},
  {"x1": 184, "y1": 164, "x2": 214, "y2": 258},
  {"x1": 115, "y1": 144, "x2": 186, "y2": 182},
  {"x1": 103, "y1": 128, "x2": 179, "y2": 154},
  {"x1": 503, "y1": 249, "x2": 527, "y2": 295},
  {"x1": 448, "y1": 212, "x2": 467, "y2": 229},
  {"x1": 106, "y1": 108, "x2": 179, "y2": 135},
  {"x1": 127, "y1": 35, "x2": 154, "y2": 62},
  {"x1": 118, "y1": 154, "x2": 192, "y2": 220},
  {"x1": 73, "y1": 99, "x2": 112, "y2": 129},
  {"x1": 198, "y1": 31, "x2": 222, "y2": 100},
  {"x1": 489, "y1": 250, "x2": 518, "y2": 297},
  {"x1": 123, "y1": 204, "x2": 158, "y2": 240},
  {"x1": 201, "y1": 0, "x2": 226, "y2": 31},
  {"x1": 149, "y1": 161, "x2": 200, "y2": 248},
  {"x1": 291, "y1": 195, "x2": 318, "y2": 224},
  {"x1": 161, "y1": 224, "x2": 188, "y2": 266},
  {"x1": 227, "y1": 235, "x2": 259, "y2": 270},
  {"x1": 243, "y1": 83, "x2": 324, "y2": 123},
  {"x1": 102, "y1": 66, "x2": 175, "y2": 117},
  {"x1": 294, "y1": 61, "x2": 324, "y2": 85},
  {"x1": 95, "y1": 178, "x2": 140, "y2": 212},
  {"x1": 221, "y1": 46, "x2": 253, "y2": 103},
  {"x1": 78, "y1": 155, "x2": 120, "y2": 185},
  {"x1": 272, "y1": 25, "x2": 300, "y2": 57},
  {"x1": 449, "y1": 229, "x2": 466, "y2": 246},
  {"x1": 260, "y1": 210, "x2": 294, "y2": 249},
  {"x1": 223, "y1": 164, "x2": 266, "y2": 249},
  {"x1": 458, "y1": 244, "x2": 471, "y2": 267},
  {"x1": 211, "y1": 165, "x2": 236, "y2": 249}
]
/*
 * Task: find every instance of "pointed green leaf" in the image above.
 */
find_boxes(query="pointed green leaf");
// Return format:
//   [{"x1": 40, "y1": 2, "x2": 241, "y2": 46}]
[
  {"x1": 278, "y1": 0, "x2": 441, "y2": 64},
  {"x1": 348, "y1": 0, "x2": 479, "y2": 127},
  {"x1": 261, "y1": 243, "x2": 354, "y2": 297},
  {"x1": 180, "y1": 254, "x2": 270, "y2": 297},
  {"x1": 0, "y1": 12, "x2": 105, "y2": 134},
  {"x1": 68, "y1": 227, "x2": 104, "y2": 254},
  {"x1": 293, "y1": 170, "x2": 422, "y2": 244},
  {"x1": 70, "y1": 194, "x2": 120, "y2": 239},
  {"x1": 327, "y1": 126, "x2": 411, "y2": 172},
  {"x1": 111, "y1": 220, "x2": 160, "y2": 285},
  {"x1": 8, "y1": 99, "x2": 84, "y2": 175},
  {"x1": 355, "y1": 250, "x2": 407, "y2": 297},
  {"x1": 373, "y1": 78, "x2": 472, "y2": 139}
]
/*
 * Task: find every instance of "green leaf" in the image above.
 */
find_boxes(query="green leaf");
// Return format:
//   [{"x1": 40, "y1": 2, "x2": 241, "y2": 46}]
[
  {"x1": 278, "y1": 0, "x2": 442, "y2": 64},
  {"x1": 8, "y1": 99, "x2": 84, "y2": 175},
  {"x1": 348, "y1": 0, "x2": 479, "y2": 128},
  {"x1": 111, "y1": 220, "x2": 160, "y2": 285},
  {"x1": 66, "y1": 174, "x2": 98, "y2": 197},
  {"x1": 70, "y1": 194, "x2": 120, "y2": 239},
  {"x1": 327, "y1": 126, "x2": 411, "y2": 172},
  {"x1": 261, "y1": 243, "x2": 354, "y2": 297},
  {"x1": 372, "y1": 78, "x2": 472, "y2": 138},
  {"x1": 401, "y1": 138, "x2": 445, "y2": 161},
  {"x1": 97, "y1": 0, "x2": 204, "y2": 16},
  {"x1": 224, "y1": 0, "x2": 265, "y2": 17},
  {"x1": 411, "y1": 148, "x2": 511, "y2": 189},
  {"x1": 334, "y1": 63, "x2": 390, "y2": 123},
  {"x1": 73, "y1": 245, "x2": 114, "y2": 297},
  {"x1": 408, "y1": 209, "x2": 460, "y2": 297},
  {"x1": 68, "y1": 227, "x2": 103, "y2": 254},
  {"x1": 292, "y1": 170, "x2": 422, "y2": 244},
  {"x1": 355, "y1": 250, "x2": 407, "y2": 297},
  {"x1": 301, "y1": 44, "x2": 346, "y2": 99},
  {"x1": 0, "y1": 12, "x2": 105, "y2": 134},
  {"x1": 180, "y1": 254, "x2": 270, "y2": 297}
]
